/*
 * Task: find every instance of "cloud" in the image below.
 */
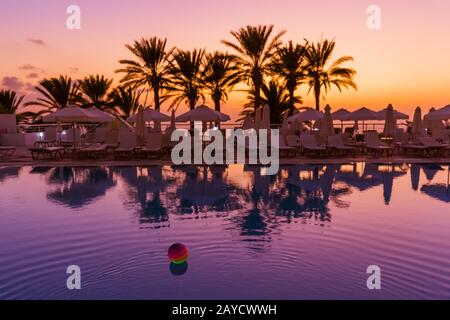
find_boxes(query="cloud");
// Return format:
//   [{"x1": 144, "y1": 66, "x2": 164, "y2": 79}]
[
  {"x1": 26, "y1": 73, "x2": 40, "y2": 79},
  {"x1": 19, "y1": 64, "x2": 38, "y2": 70},
  {"x1": 26, "y1": 38, "x2": 46, "y2": 46},
  {"x1": 1, "y1": 76, "x2": 25, "y2": 91}
]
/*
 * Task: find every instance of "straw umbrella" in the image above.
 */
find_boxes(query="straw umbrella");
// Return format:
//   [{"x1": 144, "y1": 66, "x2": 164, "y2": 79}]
[
  {"x1": 383, "y1": 104, "x2": 396, "y2": 137},
  {"x1": 332, "y1": 108, "x2": 351, "y2": 132},
  {"x1": 127, "y1": 108, "x2": 170, "y2": 123},
  {"x1": 319, "y1": 104, "x2": 334, "y2": 136},
  {"x1": 176, "y1": 104, "x2": 231, "y2": 122}
]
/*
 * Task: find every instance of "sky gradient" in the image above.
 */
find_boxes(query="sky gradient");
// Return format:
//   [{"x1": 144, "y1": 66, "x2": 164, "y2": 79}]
[{"x1": 1, "y1": 0, "x2": 450, "y2": 120}]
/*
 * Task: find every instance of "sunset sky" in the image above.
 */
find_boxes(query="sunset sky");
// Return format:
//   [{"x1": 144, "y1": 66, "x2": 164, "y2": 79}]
[{"x1": 1, "y1": 0, "x2": 449, "y2": 120}]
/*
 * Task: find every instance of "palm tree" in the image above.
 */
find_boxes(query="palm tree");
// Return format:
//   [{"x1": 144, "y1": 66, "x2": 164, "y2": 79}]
[
  {"x1": 80, "y1": 75, "x2": 113, "y2": 109},
  {"x1": 117, "y1": 37, "x2": 172, "y2": 111},
  {"x1": 166, "y1": 49, "x2": 206, "y2": 110},
  {"x1": 108, "y1": 86, "x2": 143, "y2": 117},
  {"x1": 271, "y1": 40, "x2": 307, "y2": 115},
  {"x1": 222, "y1": 25, "x2": 285, "y2": 114},
  {"x1": 0, "y1": 89, "x2": 24, "y2": 114},
  {"x1": 24, "y1": 76, "x2": 82, "y2": 114},
  {"x1": 304, "y1": 39, "x2": 357, "y2": 110},
  {"x1": 242, "y1": 80, "x2": 301, "y2": 123},
  {"x1": 202, "y1": 51, "x2": 240, "y2": 113}
]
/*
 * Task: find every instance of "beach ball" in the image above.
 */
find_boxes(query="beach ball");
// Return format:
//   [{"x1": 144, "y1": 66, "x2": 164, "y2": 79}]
[{"x1": 168, "y1": 243, "x2": 189, "y2": 264}]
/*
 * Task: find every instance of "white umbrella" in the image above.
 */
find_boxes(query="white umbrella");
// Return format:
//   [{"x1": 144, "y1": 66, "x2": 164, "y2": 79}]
[
  {"x1": 319, "y1": 104, "x2": 334, "y2": 135},
  {"x1": 346, "y1": 107, "x2": 378, "y2": 131},
  {"x1": 43, "y1": 105, "x2": 112, "y2": 147},
  {"x1": 424, "y1": 105, "x2": 450, "y2": 121},
  {"x1": 346, "y1": 107, "x2": 379, "y2": 121},
  {"x1": 176, "y1": 104, "x2": 230, "y2": 122},
  {"x1": 288, "y1": 108, "x2": 323, "y2": 122},
  {"x1": 87, "y1": 107, "x2": 115, "y2": 122},
  {"x1": 127, "y1": 108, "x2": 170, "y2": 123},
  {"x1": 331, "y1": 108, "x2": 351, "y2": 121},
  {"x1": 376, "y1": 105, "x2": 409, "y2": 120},
  {"x1": 383, "y1": 104, "x2": 397, "y2": 136},
  {"x1": 424, "y1": 108, "x2": 445, "y2": 138},
  {"x1": 43, "y1": 105, "x2": 109, "y2": 123},
  {"x1": 412, "y1": 106, "x2": 424, "y2": 137}
]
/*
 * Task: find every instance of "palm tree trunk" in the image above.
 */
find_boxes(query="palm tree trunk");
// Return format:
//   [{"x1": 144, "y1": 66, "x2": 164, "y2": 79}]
[
  {"x1": 214, "y1": 97, "x2": 221, "y2": 128},
  {"x1": 289, "y1": 87, "x2": 295, "y2": 115},
  {"x1": 254, "y1": 82, "x2": 261, "y2": 116},
  {"x1": 153, "y1": 83, "x2": 160, "y2": 111},
  {"x1": 314, "y1": 82, "x2": 321, "y2": 111}
]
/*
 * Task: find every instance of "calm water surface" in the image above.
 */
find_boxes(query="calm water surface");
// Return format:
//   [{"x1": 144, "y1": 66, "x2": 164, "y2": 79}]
[{"x1": 0, "y1": 163, "x2": 449, "y2": 300}]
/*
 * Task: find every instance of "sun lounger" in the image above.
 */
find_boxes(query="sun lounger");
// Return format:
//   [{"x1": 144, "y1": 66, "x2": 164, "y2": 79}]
[
  {"x1": 34, "y1": 127, "x2": 58, "y2": 148},
  {"x1": 419, "y1": 137, "x2": 449, "y2": 157},
  {"x1": 327, "y1": 135, "x2": 355, "y2": 156},
  {"x1": 300, "y1": 135, "x2": 328, "y2": 156},
  {"x1": 364, "y1": 132, "x2": 394, "y2": 156},
  {"x1": 279, "y1": 136, "x2": 297, "y2": 157},
  {"x1": 29, "y1": 147, "x2": 65, "y2": 160},
  {"x1": 0, "y1": 146, "x2": 16, "y2": 158},
  {"x1": 114, "y1": 130, "x2": 137, "y2": 160},
  {"x1": 139, "y1": 133, "x2": 163, "y2": 159},
  {"x1": 76, "y1": 143, "x2": 107, "y2": 159}
]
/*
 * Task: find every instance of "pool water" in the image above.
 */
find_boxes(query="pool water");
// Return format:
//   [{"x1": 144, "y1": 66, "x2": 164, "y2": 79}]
[{"x1": 0, "y1": 163, "x2": 449, "y2": 300}]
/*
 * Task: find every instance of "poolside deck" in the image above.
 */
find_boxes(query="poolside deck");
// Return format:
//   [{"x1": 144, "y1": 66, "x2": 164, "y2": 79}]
[{"x1": 0, "y1": 147, "x2": 448, "y2": 167}]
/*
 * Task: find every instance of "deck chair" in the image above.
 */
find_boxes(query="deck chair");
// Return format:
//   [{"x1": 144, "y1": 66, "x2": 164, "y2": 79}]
[
  {"x1": 279, "y1": 135, "x2": 297, "y2": 158},
  {"x1": 327, "y1": 135, "x2": 355, "y2": 156},
  {"x1": 29, "y1": 146, "x2": 65, "y2": 160},
  {"x1": 0, "y1": 146, "x2": 16, "y2": 158},
  {"x1": 140, "y1": 133, "x2": 163, "y2": 159},
  {"x1": 114, "y1": 129, "x2": 137, "y2": 160},
  {"x1": 300, "y1": 135, "x2": 327, "y2": 156},
  {"x1": 34, "y1": 127, "x2": 58, "y2": 147},
  {"x1": 76, "y1": 143, "x2": 107, "y2": 159},
  {"x1": 419, "y1": 137, "x2": 449, "y2": 157},
  {"x1": 364, "y1": 131, "x2": 394, "y2": 156}
]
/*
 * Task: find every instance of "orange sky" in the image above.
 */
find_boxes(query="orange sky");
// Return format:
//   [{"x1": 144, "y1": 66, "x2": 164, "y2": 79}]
[{"x1": 1, "y1": 0, "x2": 450, "y2": 120}]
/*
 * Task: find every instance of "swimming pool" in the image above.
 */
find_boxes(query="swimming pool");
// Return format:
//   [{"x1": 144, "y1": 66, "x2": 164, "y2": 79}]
[{"x1": 0, "y1": 163, "x2": 449, "y2": 300}]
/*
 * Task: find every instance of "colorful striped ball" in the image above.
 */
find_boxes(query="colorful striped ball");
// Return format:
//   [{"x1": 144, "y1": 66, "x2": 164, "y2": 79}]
[{"x1": 168, "y1": 243, "x2": 189, "y2": 264}]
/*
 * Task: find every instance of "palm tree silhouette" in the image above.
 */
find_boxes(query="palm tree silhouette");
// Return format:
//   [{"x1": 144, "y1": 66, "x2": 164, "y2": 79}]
[
  {"x1": 222, "y1": 25, "x2": 285, "y2": 114},
  {"x1": 0, "y1": 89, "x2": 24, "y2": 114},
  {"x1": 271, "y1": 40, "x2": 307, "y2": 115},
  {"x1": 108, "y1": 86, "x2": 143, "y2": 117},
  {"x1": 166, "y1": 49, "x2": 206, "y2": 111},
  {"x1": 24, "y1": 75, "x2": 82, "y2": 115},
  {"x1": 242, "y1": 80, "x2": 300, "y2": 123},
  {"x1": 117, "y1": 37, "x2": 172, "y2": 111},
  {"x1": 304, "y1": 39, "x2": 357, "y2": 111},
  {"x1": 202, "y1": 51, "x2": 240, "y2": 113},
  {"x1": 79, "y1": 75, "x2": 113, "y2": 109}
]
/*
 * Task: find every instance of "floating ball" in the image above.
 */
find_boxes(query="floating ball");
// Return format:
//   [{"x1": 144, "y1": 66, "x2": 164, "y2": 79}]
[{"x1": 168, "y1": 243, "x2": 189, "y2": 264}]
